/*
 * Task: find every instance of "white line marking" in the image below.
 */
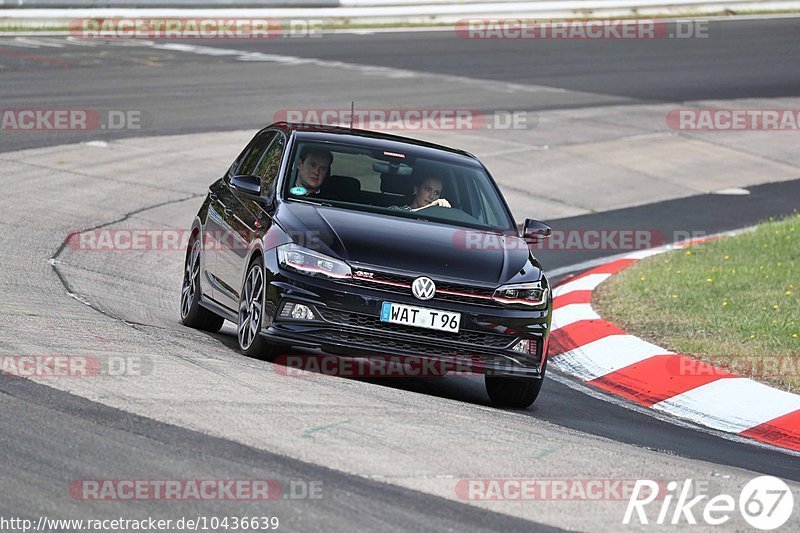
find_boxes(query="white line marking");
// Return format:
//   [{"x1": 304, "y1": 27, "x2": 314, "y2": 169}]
[
  {"x1": 551, "y1": 334, "x2": 672, "y2": 381},
  {"x1": 552, "y1": 273, "x2": 610, "y2": 297},
  {"x1": 712, "y1": 187, "x2": 750, "y2": 195},
  {"x1": 153, "y1": 43, "x2": 242, "y2": 57},
  {"x1": 652, "y1": 378, "x2": 800, "y2": 434},
  {"x1": 145, "y1": 42, "x2": 566, "y2": 93},
  {"x1": 106, "y1": 39, "x2": 155, "y2": 47},
  {"x1": 0, "y1": 38, "x2": 43, "y2": 48},
  {"x1": 551, "y1": 303, "x2": 600, "y2": 331},
  {"x1": 622, "y1": 248, "x2": 667, "y2": 260},
  {"x1": 65, "y1": 36, "x2": 101, "y2": 47},
  {"x1": 547, "y1": 252, "x2": 634, "y2": 279},
  {"x1": 14, "y1": 36, "x2": 64, "y2": 48}
]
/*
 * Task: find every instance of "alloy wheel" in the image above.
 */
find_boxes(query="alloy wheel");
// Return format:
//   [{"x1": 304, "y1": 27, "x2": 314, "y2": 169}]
[
  {"x1": 238, "y1": 264, "x2": 264, "y2": 350},
  {"x1": 180, "y1": 239, "x2": 201, "y2": 320}
]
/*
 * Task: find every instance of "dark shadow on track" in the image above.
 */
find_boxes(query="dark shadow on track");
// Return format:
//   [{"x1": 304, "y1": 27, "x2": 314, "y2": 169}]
[
  {"x1": 0, "y1": 375, "x2": 560, "y2": 532},
  {"x1": 204, "y1": 327, "x2": 800, "y2": 482}
]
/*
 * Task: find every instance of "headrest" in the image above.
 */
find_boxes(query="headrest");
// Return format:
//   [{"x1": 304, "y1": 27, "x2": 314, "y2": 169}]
[
  {"x1": 380, "y1": 173, "x2": 411, "y2": 195},
  {"x1": 327, "y1": 175, "x2": 361, "y2": 198}
]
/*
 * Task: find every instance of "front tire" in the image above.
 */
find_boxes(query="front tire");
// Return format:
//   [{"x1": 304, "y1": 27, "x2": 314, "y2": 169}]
[
  {"x1": 237, "y1": 257, "x2": 284, "y2": 361},
  {"x1": 485, "y1": 362, "x2": 546, "y2": 408},
  {"x1": 180, "y1": 237, "x2": 224, "y2": 332}
]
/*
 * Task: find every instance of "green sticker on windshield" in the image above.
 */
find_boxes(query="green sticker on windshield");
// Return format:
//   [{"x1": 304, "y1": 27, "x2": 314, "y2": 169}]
[{"x1": 290, "y1": 186, "x2": 308, "y2": 196}]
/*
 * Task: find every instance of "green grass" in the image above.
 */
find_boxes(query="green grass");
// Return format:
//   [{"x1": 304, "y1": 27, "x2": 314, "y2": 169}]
[{"x1": 593, "y1": 213, "x2": 800, "y2": 392}]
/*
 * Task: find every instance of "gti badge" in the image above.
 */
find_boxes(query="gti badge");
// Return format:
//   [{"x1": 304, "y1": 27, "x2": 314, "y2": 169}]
[{"x1": 411, "y1": 276, "x2": 436, "y2": 300}]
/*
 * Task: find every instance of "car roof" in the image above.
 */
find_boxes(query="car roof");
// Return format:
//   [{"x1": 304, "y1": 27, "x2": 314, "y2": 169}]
[{"x1": 268, "y1": 122, "x2": 482, "y2": 167}]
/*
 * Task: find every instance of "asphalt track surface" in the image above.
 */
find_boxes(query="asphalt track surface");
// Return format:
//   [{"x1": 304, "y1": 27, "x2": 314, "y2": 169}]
[
  {"x1": 1, "y1": 17, "x2": 800, "y2": 531},
  {"x1": 0, "y1": 376, "x2": 557, "y2": 533},
  {"x1": 2, "y1": 17, "x2": 800, "y2": 153}
]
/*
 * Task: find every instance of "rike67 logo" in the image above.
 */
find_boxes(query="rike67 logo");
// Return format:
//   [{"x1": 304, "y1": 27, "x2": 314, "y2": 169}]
[{"x1": 624, "y1": 476, "x2": 794, "y2": 529}]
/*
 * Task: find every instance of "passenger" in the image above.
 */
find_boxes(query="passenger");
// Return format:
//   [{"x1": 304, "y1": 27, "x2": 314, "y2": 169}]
[
  {"x1": 394, "y1": 176, "x2": 451, "y2": 211},
  {"x1": 293, "y1": 147, "x2": 333, "y2": 197}
]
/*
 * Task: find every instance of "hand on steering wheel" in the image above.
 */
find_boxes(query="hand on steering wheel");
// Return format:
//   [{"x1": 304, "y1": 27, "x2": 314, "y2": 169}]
[{"x1": 428, "y1": 198, "x2": 451, "y2": 208}]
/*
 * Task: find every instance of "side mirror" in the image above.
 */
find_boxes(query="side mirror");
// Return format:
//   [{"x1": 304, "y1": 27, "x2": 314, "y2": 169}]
[
  {"x1": 522, "y1": 218, "x2": 552, "y2": 241},
  {"x1": 229, "y1": 174, "x2": 262, "y2": 198}
]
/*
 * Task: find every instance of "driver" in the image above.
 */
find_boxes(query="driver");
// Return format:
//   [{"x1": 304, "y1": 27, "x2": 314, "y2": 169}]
[
  {"x1": 293, "y1": 147, "x2": 334, "y2": 197},
  {"x1": 406, "y1": 176, "x2": 451, "y2": 211}
]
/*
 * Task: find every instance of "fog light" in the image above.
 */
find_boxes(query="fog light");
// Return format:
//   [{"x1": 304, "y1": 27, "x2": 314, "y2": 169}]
[
  {"x1": 291, "y1": 303, "x2": 315, "y2": 320},
  {"x1": 280, "y1": 302, "x2": 316, "y2": 320},
  {"x1": 511, "y1": 339, "x2": 536, "y2": 354}
]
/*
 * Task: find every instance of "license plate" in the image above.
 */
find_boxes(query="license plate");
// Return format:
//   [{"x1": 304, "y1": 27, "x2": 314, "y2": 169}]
[{"x1": 380, "y1": 302, "x2": 461, "y2": 333}]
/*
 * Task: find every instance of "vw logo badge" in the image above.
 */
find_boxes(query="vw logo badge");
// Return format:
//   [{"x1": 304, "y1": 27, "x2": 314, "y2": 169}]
[{"x1": 411, "y1": 276, "x2": 436, "y2": 300}]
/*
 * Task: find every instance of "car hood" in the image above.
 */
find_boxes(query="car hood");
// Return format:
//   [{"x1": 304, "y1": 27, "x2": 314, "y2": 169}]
[{"x1": 275, "y1": 202, "x2": 540, "y2": 285}]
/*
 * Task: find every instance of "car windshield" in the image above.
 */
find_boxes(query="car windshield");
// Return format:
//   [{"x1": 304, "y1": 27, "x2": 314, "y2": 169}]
[{"x1": 283, "y1": 140, "x2": 516, "y2": 231}]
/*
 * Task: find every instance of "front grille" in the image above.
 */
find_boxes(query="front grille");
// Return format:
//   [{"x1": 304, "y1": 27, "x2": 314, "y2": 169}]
[
  {"x1": 435, "y1": 281, "x2": 495, "y2": 304},
  {"x1": 348, "y1": 270, "x2": 497, "y2": 306},
  {"x1": 318, "y1": 308, "x2": 516, "y2": 349},
  {"x1": 354, "y1": 271, "x2": 409, "y2": 285},
  {"x1": 314, "y1": 329, "x2": 531, "y2": 364},
  {"x1": 348, "y1": 272, "x2": 409, "y2": 293}
]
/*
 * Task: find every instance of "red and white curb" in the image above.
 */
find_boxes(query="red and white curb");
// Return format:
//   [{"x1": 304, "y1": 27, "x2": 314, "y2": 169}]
[{"x1": 549, "y1": 242, "x2": 800, "y2": 452}]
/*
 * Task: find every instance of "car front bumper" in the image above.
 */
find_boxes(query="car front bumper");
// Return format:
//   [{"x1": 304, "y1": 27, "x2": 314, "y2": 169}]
[{"x1": 260, "y1": 254, "x2": 551, "y2": 378}]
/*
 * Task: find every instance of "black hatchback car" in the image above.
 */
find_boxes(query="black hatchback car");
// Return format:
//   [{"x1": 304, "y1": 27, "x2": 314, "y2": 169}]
[{"x1": 180, "y1": 122, "x2": 552, "y2": 407}]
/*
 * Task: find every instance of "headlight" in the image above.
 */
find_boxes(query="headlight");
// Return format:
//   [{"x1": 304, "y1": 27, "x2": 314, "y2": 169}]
[
  {"x1": 492, "y1": 281, "x2": 548, "y2": 307},
  {"x1": 277, "y1": 243, "x2": 352, "y2": 279}
]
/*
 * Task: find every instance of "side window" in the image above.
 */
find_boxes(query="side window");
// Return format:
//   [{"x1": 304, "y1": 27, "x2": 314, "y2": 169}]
[
  {"x1": 254, "y1": 134, "x2": 286, "y2": 194},
  {"x1": 236, "y1": 131, "x2": 276, "y2": 176}
]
